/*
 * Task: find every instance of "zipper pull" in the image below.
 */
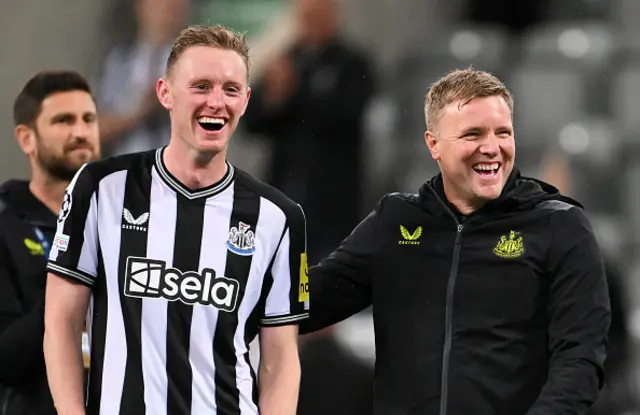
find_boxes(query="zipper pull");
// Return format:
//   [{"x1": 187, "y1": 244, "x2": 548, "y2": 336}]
[{"x1": 457, "y1": 224, "x2": 463, "y2": 232}]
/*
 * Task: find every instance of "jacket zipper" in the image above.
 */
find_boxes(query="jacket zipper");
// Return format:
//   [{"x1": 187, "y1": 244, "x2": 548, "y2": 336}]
[{"x1": 439, "y1": 222, "x2": 463, "y2": 415}]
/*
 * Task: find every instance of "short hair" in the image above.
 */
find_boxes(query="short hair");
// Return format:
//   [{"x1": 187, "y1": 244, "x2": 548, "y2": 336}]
[
  {"x1": 425, "y1": 67, "x2": 514, "y2": 131},
  {"x1": 13, "y1": 71, "x2": 92, "y2": 127},
  {"x1": 166, "y1": 24, "x2": 250, "y2": 79}
]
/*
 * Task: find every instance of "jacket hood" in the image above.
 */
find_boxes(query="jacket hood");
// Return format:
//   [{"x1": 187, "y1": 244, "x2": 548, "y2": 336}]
[{"x1": 420, "y1": 166, "x2": 583, "y2": 217}]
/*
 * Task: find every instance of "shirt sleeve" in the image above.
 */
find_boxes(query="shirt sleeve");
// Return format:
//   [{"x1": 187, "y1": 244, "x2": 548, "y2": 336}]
[
  {"x1": 46, "y1": 163, "x2": 100, "y2": 287},
  {"x1": 260, "y1": 203, "x2": 308, "y2": 327},
  {"x1": 526, "y1": 206, "x2": 611, "y2": 414},
  {"x1": 298, "y1": 197, "x2": 381, "y2": 335}
]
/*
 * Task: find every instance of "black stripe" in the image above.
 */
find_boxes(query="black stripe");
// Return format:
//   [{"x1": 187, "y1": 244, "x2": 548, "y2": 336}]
[
  {"x1": 166, "y1": 196, "x2": 206, "y2": 414},
  {"x1": 118, "y1": 170, "x2": 152, "y2": 414},
  {"x1": 86, "y1": 246, "x2": 107, "y2": 413},
  {"x1": 287, "y1": 205, "x2": 306, "y2": 316},
  {"x1": 244, "y1": 252, "x2": 276, "y2": 405},
  {"x1": 214, "y1": 182, "x2": 260, "y2": 413}
]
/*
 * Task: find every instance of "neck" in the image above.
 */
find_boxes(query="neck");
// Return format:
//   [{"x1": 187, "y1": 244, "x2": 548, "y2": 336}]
[
  {"x1": 441, "y1": 179, "x2": 484, "y2": 216},
  {"x1": 29, "y1": 168, "x2": 69, "y2": 215},
  {"x1": 163, "y1": 141, "x2": 228, "y2": 190}
]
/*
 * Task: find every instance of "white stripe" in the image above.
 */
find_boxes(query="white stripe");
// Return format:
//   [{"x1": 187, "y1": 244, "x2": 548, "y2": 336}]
[
  {"x1": 265, "y1": 228, "x2": 293, "y2": 318},
  {"x1": 97, "y1": 170, "x2": 128, "y2": 415},
  {"x1": 190, "y1": 185, "x2": 235, "y2": 413},
  {"x1": 141, "y1": 169, "x2": 176, "y2": 415},
  {"x1": 235, "y1": 197, "x2": 287, "y2": 414},
  {"x1": 77, "y1": 192, "x2": 99, "y2": 277}
]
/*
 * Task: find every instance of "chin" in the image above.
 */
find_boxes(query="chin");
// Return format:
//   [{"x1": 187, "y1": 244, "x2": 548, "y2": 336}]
[
  {"x1": 476, "y1": 185, "x2": 504, "y2": 201},
  {"x1": 194, "y1": 139, "x2": 228, "y2": 155}
]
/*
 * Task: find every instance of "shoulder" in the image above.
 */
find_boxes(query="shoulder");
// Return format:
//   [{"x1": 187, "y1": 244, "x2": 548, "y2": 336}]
[
  {"x1": 376, "y1": 192, "x2": 421, "y2": 214},
  {"x1": 535, "y1": 199, "x2": 591, "y2": 228},
  {"x1": 73, "y1": 150, "x2": 155, "y2": 191},
  {"x1": 534, "y1": 201, "x2": 597, "y2": 250},
  {"x1": 233, "y1": 168, "x2": 304, "y2": 220}
]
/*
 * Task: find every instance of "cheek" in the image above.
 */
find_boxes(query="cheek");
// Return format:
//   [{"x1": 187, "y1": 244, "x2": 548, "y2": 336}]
[
  {"x1": 452, "y1": 142, "x2": 477, "y2": 164},
  {"x1": 501, "y1": 140, "x2": 516, "y2": 159}
]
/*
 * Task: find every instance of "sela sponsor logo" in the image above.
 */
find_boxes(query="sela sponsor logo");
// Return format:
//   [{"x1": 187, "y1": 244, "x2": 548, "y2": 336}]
[
  {"x1": 124, "y1": 257, "x2": 240, "y2": 312},
  {"x1": 122, "y1": 208, "x2": 149, "y2": 232}
]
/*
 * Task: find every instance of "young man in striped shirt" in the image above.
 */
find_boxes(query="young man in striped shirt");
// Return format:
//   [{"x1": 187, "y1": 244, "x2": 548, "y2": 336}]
[{"x1": 43, "y1": 24, "x2": 309, "y2": 415}]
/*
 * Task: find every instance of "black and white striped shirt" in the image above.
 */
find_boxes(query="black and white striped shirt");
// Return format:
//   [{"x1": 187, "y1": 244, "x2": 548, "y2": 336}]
[{"x1": 47, "y1": 147, "x2": 309, "y2": 414}]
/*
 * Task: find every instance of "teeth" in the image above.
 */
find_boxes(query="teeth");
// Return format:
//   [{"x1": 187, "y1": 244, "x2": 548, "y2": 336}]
[
  {"x1": 473, "y1": 163, "x2": 499, "y2": 171},
  {"x1": 197, "y1": 117, "x2": 225, "y2": 125}
]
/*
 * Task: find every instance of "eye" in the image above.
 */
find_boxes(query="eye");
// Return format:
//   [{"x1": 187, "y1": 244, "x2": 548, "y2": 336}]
[{"x1": 193, "y1": 84, "x2": 209, "y2": 91}]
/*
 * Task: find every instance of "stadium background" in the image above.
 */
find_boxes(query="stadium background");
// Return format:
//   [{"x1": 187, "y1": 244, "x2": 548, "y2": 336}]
[{"x1": 2, "y1": 0, "x2": 640, "y2": 413}]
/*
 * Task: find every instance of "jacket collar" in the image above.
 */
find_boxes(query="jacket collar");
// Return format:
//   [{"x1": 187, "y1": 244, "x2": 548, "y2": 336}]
[{"x1": 0, "y1": 180, "x2": 58, "y2": 228}]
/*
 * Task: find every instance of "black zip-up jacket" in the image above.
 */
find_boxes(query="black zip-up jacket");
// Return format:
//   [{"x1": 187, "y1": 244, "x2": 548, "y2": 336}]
[
  {"x1": 301, "y1": 168, "x2": 611, "y2": 415},
  {"x1": 0, "y1": 180, "x2": 57, "y2": 414}
]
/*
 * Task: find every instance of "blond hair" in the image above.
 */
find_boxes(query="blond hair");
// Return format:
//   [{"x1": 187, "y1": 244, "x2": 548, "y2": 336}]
[
  {"x1": 425, "y1": 68, "x2": 513, "y2": 131},
  {"x1": 166, "y1": 24, "x2": 250, "y2": 79}
]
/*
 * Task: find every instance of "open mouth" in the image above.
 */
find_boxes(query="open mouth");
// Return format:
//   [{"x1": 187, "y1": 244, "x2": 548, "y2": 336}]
[
  {"x1": 197, "y1": 116, "x2": 226, "y2": 132},
  {"x1": 472, "y1": 162, "x2": 501, "y2": 177}
]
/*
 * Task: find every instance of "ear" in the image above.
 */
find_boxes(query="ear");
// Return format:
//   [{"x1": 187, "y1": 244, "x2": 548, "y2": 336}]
[
  {"x1": 157, "y1": 77, "x2": 172, "y2": 111},
  {"x1": 15, "y1": 124, "x2": 36, "y2": 156},
  {"x1": 425, "y1": 130, "x2": 440, "y2": 161},
  {"x1": 240, "y1": 87, "x2": 251, "y2": 117}
]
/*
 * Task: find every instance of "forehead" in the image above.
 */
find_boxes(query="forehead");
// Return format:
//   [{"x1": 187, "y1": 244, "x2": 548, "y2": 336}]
[
  {"x1": 39, "y1": 91, "x2": 96, "y2": 118},
  {"x1": 171, "y1": 46, "x2": 248, "y2": 85},
  {"x1": 440, "y1": 95, "x2": 511, "y2": 128}
]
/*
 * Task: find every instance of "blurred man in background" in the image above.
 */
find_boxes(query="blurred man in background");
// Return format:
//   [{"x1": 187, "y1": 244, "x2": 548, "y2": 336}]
[
  {"x1": 95, "y1": 0, "x2": 189, "y2": 157},
  {"x1": 243, "y1": 0, "x2": 375, "y2": 264},
  {"x1": 539, "y1": 149, "x2": 637, "y2": 415},
  {"x1": 0, "y1": 71, "x2": 100, "y2": 414}
]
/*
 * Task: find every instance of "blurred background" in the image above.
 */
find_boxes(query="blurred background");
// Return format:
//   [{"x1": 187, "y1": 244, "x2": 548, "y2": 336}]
[{"x1": 2, "y1": 0, "x2": 640, "y2": 413}]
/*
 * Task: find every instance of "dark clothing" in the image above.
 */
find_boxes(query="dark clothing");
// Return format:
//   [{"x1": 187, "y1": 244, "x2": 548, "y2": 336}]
[
  {"x1": 297, "y1": 335, "x2": 374, "y2": 415},
  {"x1": 0, "y1": 180, "x2": 57, "y2": 414},
  {"x1": 301, "y1": 168, "x2": 611, "y2": 415},
  {"x1": 242, "y1": 38, "x2": 375, "y2": 258}
]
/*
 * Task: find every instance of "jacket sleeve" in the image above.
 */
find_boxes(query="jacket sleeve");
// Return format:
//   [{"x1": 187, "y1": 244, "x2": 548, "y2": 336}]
[
  {"x1": 526, "y1": 207, "x2": 611, "y2": 414},
  {"x1": 0, "y1": 242, "x2": 46, "y2": 385},
  {"x1": 298, "y1": 198, "x2": 382, "y2": 334}
]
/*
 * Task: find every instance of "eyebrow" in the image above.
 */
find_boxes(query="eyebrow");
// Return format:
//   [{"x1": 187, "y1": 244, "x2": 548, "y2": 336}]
[
  {"x1": 50, "y1": 112, "x2": 96, "y2": 122},
  {"x1": 459, "y1": 125, "x2": 512, "y2": 135}
]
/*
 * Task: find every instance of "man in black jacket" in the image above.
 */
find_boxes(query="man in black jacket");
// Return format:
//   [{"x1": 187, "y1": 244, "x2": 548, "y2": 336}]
[
  {"x1": 301, "y1": 68, "x2": 611, "y2": 414},
  {"x1": 242, "y1": 0, "x2": 375, "y2": 263},
  {"x1": 0, "y1": 71, "x2": 100, "y2": 414}
]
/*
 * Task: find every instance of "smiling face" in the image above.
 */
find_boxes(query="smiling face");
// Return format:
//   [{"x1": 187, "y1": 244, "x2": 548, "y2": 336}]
[
  {"x1": 426, "y1": 95, "x2": 515, "y2": 213},
  {"x1": 157, "y1": 45, "x2": 250, "y2": 156}
]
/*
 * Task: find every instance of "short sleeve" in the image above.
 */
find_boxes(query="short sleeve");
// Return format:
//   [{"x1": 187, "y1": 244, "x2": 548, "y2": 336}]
[
  {"x1": 46, "y1": 163, "x2": 99, "y2": 287},
  {"x1": 260, "y1": 204, "x2": 308, "y2": 326}
]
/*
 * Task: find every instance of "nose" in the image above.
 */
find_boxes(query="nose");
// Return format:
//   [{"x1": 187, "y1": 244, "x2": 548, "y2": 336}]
[
  {"x1": 207, "y1": 87, "x2": 225, "y2": 109},
  {"x1": 479, "y1": 134, "x2": 500, "y2": 157},
  {"x1": 72, "y1": 121, "x2": 91, "y2": 139}
]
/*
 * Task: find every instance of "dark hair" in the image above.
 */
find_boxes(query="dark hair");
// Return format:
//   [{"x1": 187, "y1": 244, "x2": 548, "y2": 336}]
[
  {"x1": 13, "y1": 71, "x2": 92, "y2": 127},
  {"x1": 166, "y1": 25, "x2": 250, "y2": 78}
]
